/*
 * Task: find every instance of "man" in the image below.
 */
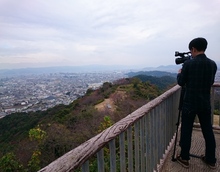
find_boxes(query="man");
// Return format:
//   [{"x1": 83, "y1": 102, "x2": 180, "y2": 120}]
[{"x1": 176, "y1": 37, "x2": 217, "y2": 169}]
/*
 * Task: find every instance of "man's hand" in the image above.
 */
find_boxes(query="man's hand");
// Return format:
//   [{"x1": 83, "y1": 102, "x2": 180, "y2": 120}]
[{"x1": 178, "y1": 68, "x2": 182, "y2": 74}]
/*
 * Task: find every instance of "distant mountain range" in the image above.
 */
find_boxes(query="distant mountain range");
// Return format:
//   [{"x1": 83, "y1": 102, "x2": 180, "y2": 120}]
[
  {"x1": 0, "y1": 65, "x2": 127, "y2": 76},
  {"x1": 0, "y1": 65, "x2": 179, "y2": 77},
  {"x1": 0, "y1": 62, "x2": 219, "y2": 77}
]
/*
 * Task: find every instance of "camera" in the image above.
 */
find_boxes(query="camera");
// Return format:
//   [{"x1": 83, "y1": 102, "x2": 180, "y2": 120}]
[{"x1": 175, "y1": 51, "x2": 191, "y2": 65}]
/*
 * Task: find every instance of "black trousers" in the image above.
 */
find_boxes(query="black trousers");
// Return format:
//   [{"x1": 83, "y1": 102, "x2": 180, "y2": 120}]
[{"x1": 180, "y1": 106, "x2": 216, "y2": 163}]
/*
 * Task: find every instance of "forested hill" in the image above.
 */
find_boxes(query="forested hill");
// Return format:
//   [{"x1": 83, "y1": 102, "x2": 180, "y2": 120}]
[
  {"x1": 127, "y1": 70, "x2": 177, "y2": 78},
  {"x1": 128, "y1": 70, "x2": 177, "y2": 90},
  {"x1": 0, "y1": 75, "x2": 176, "y2": 171},
  {"x1": 133, "y1": 75, "x2": 176, "y2": 90}
]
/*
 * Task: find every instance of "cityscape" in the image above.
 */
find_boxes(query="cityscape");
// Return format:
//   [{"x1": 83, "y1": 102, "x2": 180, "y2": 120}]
[
  {"x1": 0, "y1": 70, "x2": 219, "y2": 119},
  {"x1": 0, "y1": 72, "x2": 126, "y2": 118}
]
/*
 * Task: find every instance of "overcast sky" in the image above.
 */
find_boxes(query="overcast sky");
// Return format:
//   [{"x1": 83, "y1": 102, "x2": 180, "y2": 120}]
[{"x1": 0, "y1": 0, "x2": 219, "y2": 69}]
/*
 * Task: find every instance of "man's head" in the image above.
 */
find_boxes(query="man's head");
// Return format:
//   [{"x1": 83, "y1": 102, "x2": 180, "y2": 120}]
[{"x1": 188, "y1": 37, "x2": 207, "y2": 57}]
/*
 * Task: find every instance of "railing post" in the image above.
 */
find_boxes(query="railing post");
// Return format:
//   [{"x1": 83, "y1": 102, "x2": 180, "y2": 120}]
[
  {"x1": 154, "y1": 107, "x2": 159, "y2": 167},
  {"x1": 119, "y1": 132, "x2": 126, "y2": 172},
  {"x1": 151, "y1": 109, "x2": 156, "y2": 170},
  {"x1": 134, "y1": 121, "x2": 140, "y2": 172},
  {"x1": 127, "y1": 126, "x2": 133, "y2": 172},
  {"x1": 140, "y1": 116, "x2": 145, "y2": 172},
  {"x1": 145, "y1": 114, "x2": 150, "y2": 171},
  {"x1": 82, "y1": 161, "x2": 89, "y2": 172},
  {"x1": 109, "y1": 139, "x2": 116, "y2": 172},
  {"x1": 97, "y1": 149, "x2": 104, "y2": 172}
]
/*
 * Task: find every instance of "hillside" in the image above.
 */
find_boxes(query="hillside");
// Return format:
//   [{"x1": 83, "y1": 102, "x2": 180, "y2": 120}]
[
  {"x1": 127, "y1": 70, "x2": 176, "y2": 90},
  {"x1": 0, "y1": 76, "x2": 176, "y2": 170},
  {"x1": 127, "y1": 70, "x2": 177, "y2": 78}
]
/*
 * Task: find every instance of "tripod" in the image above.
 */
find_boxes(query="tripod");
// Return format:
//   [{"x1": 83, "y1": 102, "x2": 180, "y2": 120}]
[{"x1": 171, "y1": 87, "x2": 201, "y2": 161}]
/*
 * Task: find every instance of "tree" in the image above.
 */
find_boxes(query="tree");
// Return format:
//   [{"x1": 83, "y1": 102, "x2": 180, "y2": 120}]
[
  {"x1": 0, "y1": 153, "x2": 24, "y2": 172},
  {"x1": 28, "y1": 126, "x2": 46, "y2": 171}
]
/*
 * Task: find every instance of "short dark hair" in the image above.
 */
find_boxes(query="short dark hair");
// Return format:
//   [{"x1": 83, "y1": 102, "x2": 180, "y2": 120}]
[{"x1": 188, "y1": 37, "x2": 208, "y2": 51}]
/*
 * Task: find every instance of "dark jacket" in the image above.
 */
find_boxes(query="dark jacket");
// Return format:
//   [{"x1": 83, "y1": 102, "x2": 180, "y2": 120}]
[{"x1": 177, "y1": 54, "x2": 217, "y2": 110}]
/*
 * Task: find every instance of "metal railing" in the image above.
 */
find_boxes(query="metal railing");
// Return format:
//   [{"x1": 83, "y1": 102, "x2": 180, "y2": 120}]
[
  {"x1": 39, "y1": 83, "x2": 220, "y2": 172},
  {"x1": 212, "y1": 83, "x2": 220, "y2": 126}
]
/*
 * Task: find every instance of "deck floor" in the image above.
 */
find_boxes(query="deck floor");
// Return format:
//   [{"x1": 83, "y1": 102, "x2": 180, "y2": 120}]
[{"x1": 159, "y1": 126, "x2": 220, "y2": 172}]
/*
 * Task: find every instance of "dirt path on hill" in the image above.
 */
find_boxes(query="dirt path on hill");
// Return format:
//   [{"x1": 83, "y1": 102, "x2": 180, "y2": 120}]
[
  {"x1": 95, "y1": 91, "x2": 126, "y2": 112},
  {"x1": 95, "y1": 98, "x2": 115, "y2": 111}
]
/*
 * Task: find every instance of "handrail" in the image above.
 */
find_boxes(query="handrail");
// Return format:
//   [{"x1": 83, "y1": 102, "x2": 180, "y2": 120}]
[
  {"x1": 212, "y1": 83, "x2": 220, "y2": 87},
  {"x1": 39, "y1": 83, "x2": 220, "y2": 172},
  {"x1": 212, "y1": 83, "x2": 220, "y2": 127}
]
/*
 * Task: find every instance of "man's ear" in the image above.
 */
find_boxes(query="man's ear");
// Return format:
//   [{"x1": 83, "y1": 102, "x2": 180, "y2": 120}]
[{"x1": 191, "y1": 47, "x2": 197, "y2": 53}]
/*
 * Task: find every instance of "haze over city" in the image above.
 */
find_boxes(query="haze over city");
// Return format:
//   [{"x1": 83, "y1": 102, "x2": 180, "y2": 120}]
[{"x1": 0, "y1": 0, "x2": 220, "y2": 70}]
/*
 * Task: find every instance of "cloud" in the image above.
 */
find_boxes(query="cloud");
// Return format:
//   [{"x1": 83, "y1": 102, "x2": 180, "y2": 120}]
[{"x1": 0, "y1": 0, "x2": 220, "y2": 69}]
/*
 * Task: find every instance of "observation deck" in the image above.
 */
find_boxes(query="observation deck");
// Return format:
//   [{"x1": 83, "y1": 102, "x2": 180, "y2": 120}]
[
  {"x1": 159, "y1": 124, "x2": 220, "y2": 171},
  {"x1": 39, "y1": 83, "x2": 220, "y2": 172}
]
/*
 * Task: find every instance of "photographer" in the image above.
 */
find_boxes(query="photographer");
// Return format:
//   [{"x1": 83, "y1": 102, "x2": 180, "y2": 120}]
[{"x1": 176, "y1": 37, "x2": 217, "y2": 169}]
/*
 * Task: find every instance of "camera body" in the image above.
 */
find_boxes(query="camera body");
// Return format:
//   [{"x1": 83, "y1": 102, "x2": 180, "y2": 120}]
[{"x1": 175, "y1": 51, "x2": 191, "y2": 65}]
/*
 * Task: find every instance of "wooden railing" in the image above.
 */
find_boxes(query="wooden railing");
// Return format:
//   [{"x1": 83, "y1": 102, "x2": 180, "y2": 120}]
[{"x1": 39, "y1": 83, "x2": 220, "y2": 172}]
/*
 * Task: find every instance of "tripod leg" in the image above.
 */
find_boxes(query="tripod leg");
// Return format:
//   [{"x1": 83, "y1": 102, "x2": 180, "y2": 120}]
[
  {"x1": 172, "y1": 87, "x2": 185, "y2": 161},
  {"x1": 189, "y1": 154, "x2": 202, "y2": 159}
]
